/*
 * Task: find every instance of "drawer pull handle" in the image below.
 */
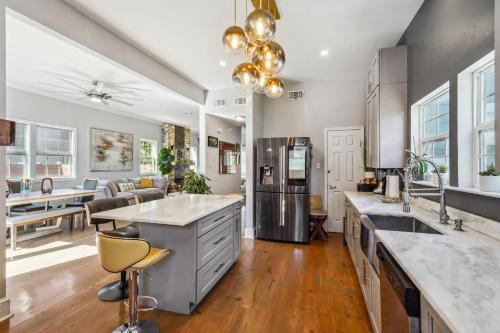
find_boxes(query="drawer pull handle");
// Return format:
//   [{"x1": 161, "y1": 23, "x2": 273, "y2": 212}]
[
  {"x1": 214, "y1": 263, "x2": 225, "y2": 274},
  {"x1": 213, "y1": 215, "x2": 227, "y2": 223},
  {"x1": 213, "y1": 236, "x2": 226, "y2": 245}
]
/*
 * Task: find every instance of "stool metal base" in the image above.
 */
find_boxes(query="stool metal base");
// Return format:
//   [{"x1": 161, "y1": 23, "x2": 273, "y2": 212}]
[
  {"x1": 112, "y1": 320, "x2": 160, "y2": 333},
  {"x1": 97, "y1": 279, "x2": 128, "y2": 302}
]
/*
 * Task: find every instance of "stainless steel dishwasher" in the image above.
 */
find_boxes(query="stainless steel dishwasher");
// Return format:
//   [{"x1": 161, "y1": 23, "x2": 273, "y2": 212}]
[{"x1": 376, "y1": 243, "x2": 420, "y2": 333}]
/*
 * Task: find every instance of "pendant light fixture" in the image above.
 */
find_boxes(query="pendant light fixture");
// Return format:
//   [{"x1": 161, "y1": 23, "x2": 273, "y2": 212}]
[
  {"x1": 222, "y1": 0, "x2": 247, "y2": 54},
  {"x1": 254, "y1": 71, "x2": 270, "y2": 93},
  {"x1": 252, "y1": 41, "x2": 285, "y2": 75},
  {"x1": 264, "y1": 77, "x2": 284, "y2": 98},
  {"x1": 244, "y1": 0, "x2": 276, "y2": 46},
  {"x1": 232, "y1": 62, "x2": 260, "y2": 90}
]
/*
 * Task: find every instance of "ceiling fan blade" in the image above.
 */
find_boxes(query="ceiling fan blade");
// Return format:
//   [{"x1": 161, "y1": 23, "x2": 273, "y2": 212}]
[
  {"x1": 112, "y1": 99, "x2": 134, "y2": 107},
  {"x1": 58, "y1": 78, "x2": 89, "y2": 91},
  {"x1": 40, "y1": 70, "x2": 89, "y2": 82},
  {"x1": 111, "y1": 95, "x2": 144, "y2": 101},
  {"x1": 64, "y1": 67, "x2": 94, "y2": 80},
  {"x1": 38, "y1": 81, "x2": 84, "y2": 93},
  {"x1": 43, "y1": 90, "x2": 83, "y2": 95},
  {"x1": 106, "y1": 84, "x2": 154, "y2": 92},
  {"x1": 101, "y1": 99, "x2": 109, "y2": 106}
]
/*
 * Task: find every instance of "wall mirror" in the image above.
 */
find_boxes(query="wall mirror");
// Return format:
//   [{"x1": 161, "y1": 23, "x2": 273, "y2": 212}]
[{"x1": 219, "y1": 141, "x2": 238, "y2": 174}]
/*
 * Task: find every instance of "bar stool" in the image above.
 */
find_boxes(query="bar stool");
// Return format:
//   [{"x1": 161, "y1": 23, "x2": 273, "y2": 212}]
[
  {"x1": 96, "y1": 232, "x2": 171, "y2": 333},
  {"x1": 85, "y1": 198, "x2": 139, "y2": 302},
  {"x1": 134, "y1": 191, "x2": 164, "y2": 205}
]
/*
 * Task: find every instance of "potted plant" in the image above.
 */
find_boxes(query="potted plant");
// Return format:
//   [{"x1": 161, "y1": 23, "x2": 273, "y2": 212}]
[
  {"x1": 157, "y1": 147, "x2": 175, "y2": 187},
  {"x1": 407, "y1": 151, "x2": 428, "y2": 181},
  {"x1": 479, "y1": 163, "x2": 500, "y2": 192},
  {"x1": 181, "y1": 170, "x2": 213, "y2": 194},
  {"x1": 431, "y1": 164, "x2": 448, "y2": 185},
  {"x1": 360, "y1": 140, "x2": 375, "y2": 180}
]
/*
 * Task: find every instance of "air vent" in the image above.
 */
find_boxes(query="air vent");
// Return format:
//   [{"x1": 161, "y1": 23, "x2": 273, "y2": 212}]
[
  {"x1": 234, "y1": 97, "x2": 247, "y2": 106},
  {"x1": 213, "y1": 98, "x2": 227, "y2": 107},
  {"x1": 288, "y1": 90, "x2": 305, "y2": 100}
]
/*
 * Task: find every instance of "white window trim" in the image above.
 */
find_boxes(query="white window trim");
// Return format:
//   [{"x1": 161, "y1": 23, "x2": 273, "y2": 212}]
[
  {"x1": 411, "y1": 82, "x2": 450, "y2": 168},
  {"x1": 139, "y1": 138, "x2": 158, "y2": 176},
  {"x1": 6, "y1": 119, "x2": 78, "y2": 180},
  {"x1": 458, "y1": 51, "x2": 495, "y2": 188},
  {"x1": 5, "y1": 119, "x2": 30, "y2": 179}
]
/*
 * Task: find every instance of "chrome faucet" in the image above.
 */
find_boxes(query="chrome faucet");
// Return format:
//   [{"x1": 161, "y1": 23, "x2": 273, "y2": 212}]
[{"x1": 402, "y1": 154, "x2": 450, "y2": 224}]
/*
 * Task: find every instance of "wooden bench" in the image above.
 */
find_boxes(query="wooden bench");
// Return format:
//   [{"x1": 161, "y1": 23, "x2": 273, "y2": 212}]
[{"x1": 7, "y1": 207, "x2": 85, "y2": 251}]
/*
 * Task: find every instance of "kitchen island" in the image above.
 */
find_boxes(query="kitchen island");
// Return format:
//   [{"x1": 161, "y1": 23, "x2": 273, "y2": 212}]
[{"x1": 92, "y1": 194, "x2": 242, "y2": 314}]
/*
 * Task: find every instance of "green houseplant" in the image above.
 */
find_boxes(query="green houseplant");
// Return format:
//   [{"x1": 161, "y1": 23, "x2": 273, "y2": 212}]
[
  {"x1": 479, "y1": 163, "x2": 500, "y2": 192},
  {"x1": 157, "y1": 147, "x2": 175, "y2": 176},
  {"x1": 431, "y1": 164, "x2": 448, "y2": 185},
  {"x1": 181, "y1": 170, "x2": 213, "y2": 194}
]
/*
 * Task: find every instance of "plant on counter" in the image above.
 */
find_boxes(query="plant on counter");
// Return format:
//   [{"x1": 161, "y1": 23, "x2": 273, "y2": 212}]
[
  {"x1": 181, "y1": 170, "x2": 213, "y2": 194},
  {"x1": 431, "y1": 164, "x2": 448, "y2": 185},
  {"x1": 407, "y1": 150, "x2": 428, "y2": 180},
  {"x1": 432, "y1": 164, "x2": 448, "y2": 174},
  {"x1": 479, "y1": 163, "x2": 500, "y2": 192},
  {"x1": 157, "y1": 147, "x2": 175, "y2": 176}
]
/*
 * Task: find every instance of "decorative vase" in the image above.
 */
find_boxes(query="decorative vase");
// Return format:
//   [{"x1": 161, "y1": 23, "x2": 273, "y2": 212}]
[
  {"x1": 479, "y1": 176, "x2": 500, "y2": 192},
  {"x1": 432, "y1": 173, "x2": 448, "y2": 185}
]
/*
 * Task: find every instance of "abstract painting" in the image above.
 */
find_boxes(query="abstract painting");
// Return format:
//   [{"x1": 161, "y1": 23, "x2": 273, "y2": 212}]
[{"x1": 90, "y1": 128, "x2": 133, "y2": 171}]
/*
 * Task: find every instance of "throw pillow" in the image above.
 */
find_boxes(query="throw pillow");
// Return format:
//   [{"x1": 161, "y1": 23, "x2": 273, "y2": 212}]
[
  {"x1": 140, "y1": 177, "x2": 154, "y2": 188},
  {"x1": 118, "y1": 182, "x2": 135, "y2": 192}
]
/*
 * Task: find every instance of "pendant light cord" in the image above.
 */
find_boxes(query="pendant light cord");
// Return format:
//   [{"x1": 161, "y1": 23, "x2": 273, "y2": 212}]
[{"x1": 234, "y1": 0, "x2": 237, "y2": 25}]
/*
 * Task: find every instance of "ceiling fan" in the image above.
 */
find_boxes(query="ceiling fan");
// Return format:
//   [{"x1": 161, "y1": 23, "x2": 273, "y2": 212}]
[{"x1": 38, "y1": 78, "x2": 144, "y2": 106}]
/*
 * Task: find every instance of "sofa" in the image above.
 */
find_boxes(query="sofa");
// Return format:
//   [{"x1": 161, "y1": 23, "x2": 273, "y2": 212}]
[{"x1": 100, "y1": 177, "x2": 167, "y2": 204}]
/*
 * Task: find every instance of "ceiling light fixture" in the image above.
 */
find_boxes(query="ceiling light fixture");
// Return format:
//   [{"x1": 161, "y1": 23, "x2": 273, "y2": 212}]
[
  {"x1": 219, "y1": 61, "x2": 227, "y2": 66},
  {"x1": 232, "y1": 62, "x2": 260, "y2": 90},
  {"x1": 264, "y1": 77, "x2": 284, "y2": 98},
  {"x1": 222, "y1": 0, "x2": 247, "y2": 55},
  {"x1": 90, "y1": 96, "x2": 102, "y2": 103},
  {"x1": 244, "y1": 0, "x2": 276, "y2": 46},
  {"x1": 252, "y1": 41, "x2": 285, "y2": 75},
  {"x1": 320, "y1": 49, "x2": 329, "y2": 57}
]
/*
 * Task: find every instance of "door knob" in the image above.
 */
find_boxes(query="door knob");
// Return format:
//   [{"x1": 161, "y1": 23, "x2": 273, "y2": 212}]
[{"x1": 329, "y1": 185, "x2": 337, "y2": 190}]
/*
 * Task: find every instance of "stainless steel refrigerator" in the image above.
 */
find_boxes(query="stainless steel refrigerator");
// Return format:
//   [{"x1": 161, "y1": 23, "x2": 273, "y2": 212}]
[{"x1": 255, "y1": 137, "x2": 311, "y2": 243}]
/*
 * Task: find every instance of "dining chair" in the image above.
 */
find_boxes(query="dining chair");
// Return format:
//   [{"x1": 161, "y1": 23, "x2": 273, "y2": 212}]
[{"x1": 66, "y1": 178, "x2": 99, "y2": 230}]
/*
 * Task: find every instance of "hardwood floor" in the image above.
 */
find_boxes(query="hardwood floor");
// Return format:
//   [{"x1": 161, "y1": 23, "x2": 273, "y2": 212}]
[{"x1": 1, "y1": 226, "x2": 372, "y2": 333}]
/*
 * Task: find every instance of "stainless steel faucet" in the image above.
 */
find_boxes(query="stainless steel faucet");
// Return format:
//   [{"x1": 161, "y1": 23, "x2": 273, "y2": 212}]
[{"x1": 402, "y1": 155, "x2": 451, "y2": 224}]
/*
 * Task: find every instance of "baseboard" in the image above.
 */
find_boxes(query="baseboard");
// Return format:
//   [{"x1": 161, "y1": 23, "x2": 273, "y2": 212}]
[
  {"x1": 0, "y1": 298, "x2": 12, "y2": 324},
  {"x1": 243, "y1": 227, "x2": 255, "y2": 239}
]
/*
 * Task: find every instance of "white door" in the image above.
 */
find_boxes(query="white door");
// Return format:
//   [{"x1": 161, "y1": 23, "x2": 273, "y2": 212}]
[{"x1": 326, "y1": 128, "x2": 363, "y2": 232}]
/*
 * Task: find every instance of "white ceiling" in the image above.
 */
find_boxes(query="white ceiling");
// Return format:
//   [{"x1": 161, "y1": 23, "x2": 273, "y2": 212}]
[
  {"x1": 65, "y1": 0, "x2": 424, "y2": 89},
  {"x1": 6, "y1": 13, "x2": 200, "y2": 129}
]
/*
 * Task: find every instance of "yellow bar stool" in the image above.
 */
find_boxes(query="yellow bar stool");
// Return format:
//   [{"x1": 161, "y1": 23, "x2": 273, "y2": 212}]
[{"x1": 96, "y1": 232, "x2": 171, "y2": 333}]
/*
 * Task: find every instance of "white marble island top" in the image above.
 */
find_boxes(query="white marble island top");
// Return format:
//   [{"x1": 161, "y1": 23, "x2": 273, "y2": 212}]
[
  {"x1": 345, "y1": 191, "x2": 500, "y2": 333},
  {"x1": 92, "y1": 194, "x2": 242, "y2": 226}
]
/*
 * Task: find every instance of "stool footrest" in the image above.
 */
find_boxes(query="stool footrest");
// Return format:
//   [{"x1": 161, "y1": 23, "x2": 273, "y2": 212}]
[{"x1": 124, "y1": 295, "x2": 159, "y2": 312}]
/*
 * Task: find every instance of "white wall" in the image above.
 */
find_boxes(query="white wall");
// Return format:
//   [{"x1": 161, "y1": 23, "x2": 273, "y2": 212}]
[
  {"x1": 7, "y1": 87, "x2": 162, "y2": 188},
  {"x1": 261, "y1": 79, "x2": 366, "y2": 196},
  {"x1": 204, "y1": 113, "x2": 241, "y2": 195}
]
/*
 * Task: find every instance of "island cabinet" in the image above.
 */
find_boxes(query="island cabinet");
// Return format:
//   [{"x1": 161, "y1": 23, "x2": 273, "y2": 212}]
[
  {"x1": 344, "y1": 198, "x2": 381, "y2": 333},
  {"x1": 421, "y1": 296, "x2": 452, "y2": 333},
  {"x1": 139, "y1": 201, "x2": 242, "y2": 315}
]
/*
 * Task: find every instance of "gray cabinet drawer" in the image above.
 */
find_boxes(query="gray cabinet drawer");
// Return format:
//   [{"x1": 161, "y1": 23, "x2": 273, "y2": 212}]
[
  {"x1": 196, "y1": 242, "x2": 233, "y2": 303},
  {"x1": 197, "y1": 206, "x2": 233, "y2": 236},
  {"x1": 233, "y1": 214, "x2": 241, "y2": 260},
  {"x1": 197, "y1": 219, "x2": 233, "y2": 268}
]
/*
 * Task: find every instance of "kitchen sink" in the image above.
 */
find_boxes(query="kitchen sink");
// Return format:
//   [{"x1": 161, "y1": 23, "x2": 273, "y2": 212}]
[{"x1": 366, "y1": 214, "x2": 442, "y2": 235}]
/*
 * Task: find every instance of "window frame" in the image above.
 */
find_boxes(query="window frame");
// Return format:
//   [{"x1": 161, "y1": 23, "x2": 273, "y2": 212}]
[
  {"x1": 473, "y1": 60, "x2": 495, "y2": 186},
  {"x1": 5, "y1": 120, "x2": 30, "y2": 179},
  {"x1": 417, "y1": 87, "x2": 451, "y2": 169},
  {"x1": 139, "y1": 138, "x2": 158, "y2": 175}
]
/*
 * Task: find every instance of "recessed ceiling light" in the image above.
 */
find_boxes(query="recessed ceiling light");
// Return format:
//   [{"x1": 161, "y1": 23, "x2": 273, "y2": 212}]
[
  {"x1": 219, "y1": 61, "x2": 227, "y2": 66},
  {"x1": 320, "y1": 50, "x2": 329, "y2": 57}
]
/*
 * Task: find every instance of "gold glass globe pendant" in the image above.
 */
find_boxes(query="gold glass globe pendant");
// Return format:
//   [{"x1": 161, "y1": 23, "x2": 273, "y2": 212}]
[
  {"x1": 264, "y1": 77, "x2": 284, "y2": 98},
  {"x1": 232, "y1": 62, "x2": 260, "y2": 91},
  {"x1": 222, "y1": 0, "x2": 247, "y2": 54},
  {"x1": 252, "y1": 41, "x2": 285, "y2": 75},
  {"x1": 245, "y1": 6, "x2": 276, "y2": 46}
]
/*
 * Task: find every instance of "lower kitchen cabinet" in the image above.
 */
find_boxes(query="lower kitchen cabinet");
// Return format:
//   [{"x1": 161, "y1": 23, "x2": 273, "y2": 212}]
[
  {"x1": 344, "y1": 198, "x2": 381, "y2": 333},
  {"x1": 421, "y1": 296, "x2": 452, "y2": 333}
]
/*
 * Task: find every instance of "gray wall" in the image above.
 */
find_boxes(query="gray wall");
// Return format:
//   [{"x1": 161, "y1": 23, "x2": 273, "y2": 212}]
[
  {"x1": 398, "y1": 0, "x2": 495, "y2": 186},
  {"x1": 204, "y1": 114, "x2": 241, "y2": 195},
  {"x1": 399, "y1": 0, "x2": 499, "y2": 221},
  {"x1": 7, "y1": 87, "x2": 162, "y2": 188},
  {"x1": 261, "y1": 80, "x2": 366, "y2": 196}
]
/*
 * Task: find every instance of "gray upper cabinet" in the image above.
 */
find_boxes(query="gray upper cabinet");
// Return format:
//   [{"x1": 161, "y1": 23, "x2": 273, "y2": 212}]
[{"x1": 366, "y1": 45, "x2": 407, "y2": 169}]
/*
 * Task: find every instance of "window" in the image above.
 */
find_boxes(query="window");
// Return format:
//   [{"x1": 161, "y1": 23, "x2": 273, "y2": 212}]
[
  {"x1": 420, "y1": 90, "x2": 450, "y2": 167},
  {"x1": 140, "y1": 139, "x2": 157, "y2": 174},
  {"x1": 474, "y1": 62, "x2": 495, "y2": 173},
  {"x1": 6, "y1": 122, "x2": 29, "y2": 178},
  {"x1": 35, "y1": 125, "x2": 75, "y2": 178}
]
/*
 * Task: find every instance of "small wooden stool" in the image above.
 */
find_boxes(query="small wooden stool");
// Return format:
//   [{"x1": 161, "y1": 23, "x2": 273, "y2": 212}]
[{"x1": 309, "y1": 195, "x2": 328, "y2": 242}]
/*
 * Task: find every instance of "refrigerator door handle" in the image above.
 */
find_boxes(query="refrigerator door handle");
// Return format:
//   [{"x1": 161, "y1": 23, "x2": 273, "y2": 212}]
[
  {"x1": 279, "y1": 145, "x2": 285, "y2": 192},
  {"x1": 280, "y1": 193, "x2": 285, "y2": 226}
]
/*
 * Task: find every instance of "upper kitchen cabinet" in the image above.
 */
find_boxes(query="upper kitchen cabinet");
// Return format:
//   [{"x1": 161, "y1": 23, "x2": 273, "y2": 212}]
[{"x1": 366, "y1": 46, "x2": 407, "y2": 169}]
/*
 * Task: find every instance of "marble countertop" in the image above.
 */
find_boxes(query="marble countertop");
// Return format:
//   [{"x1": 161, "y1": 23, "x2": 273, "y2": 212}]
[
  {"x1": 345, "y1": 191, "x2": 500, "y2": 333},
  {"x1": 92, "y1": 194, "x2": 242, "y2": 226}
]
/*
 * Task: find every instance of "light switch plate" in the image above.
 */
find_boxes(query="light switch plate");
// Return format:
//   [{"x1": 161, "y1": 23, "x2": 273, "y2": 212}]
[{"x1": 316, "y1": 162, "x2": 321, "y2": 169}]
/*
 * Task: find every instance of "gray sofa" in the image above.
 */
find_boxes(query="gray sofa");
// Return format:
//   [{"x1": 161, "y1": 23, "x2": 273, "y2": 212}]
[{"x1": 101, "y1": 177, "x2": 167, "y2": 204}]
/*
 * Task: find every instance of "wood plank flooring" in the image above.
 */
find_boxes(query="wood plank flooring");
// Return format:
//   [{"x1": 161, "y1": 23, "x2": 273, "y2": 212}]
[{"x1": 1, "y1": 226, "x2": 372, "y2": 333}]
